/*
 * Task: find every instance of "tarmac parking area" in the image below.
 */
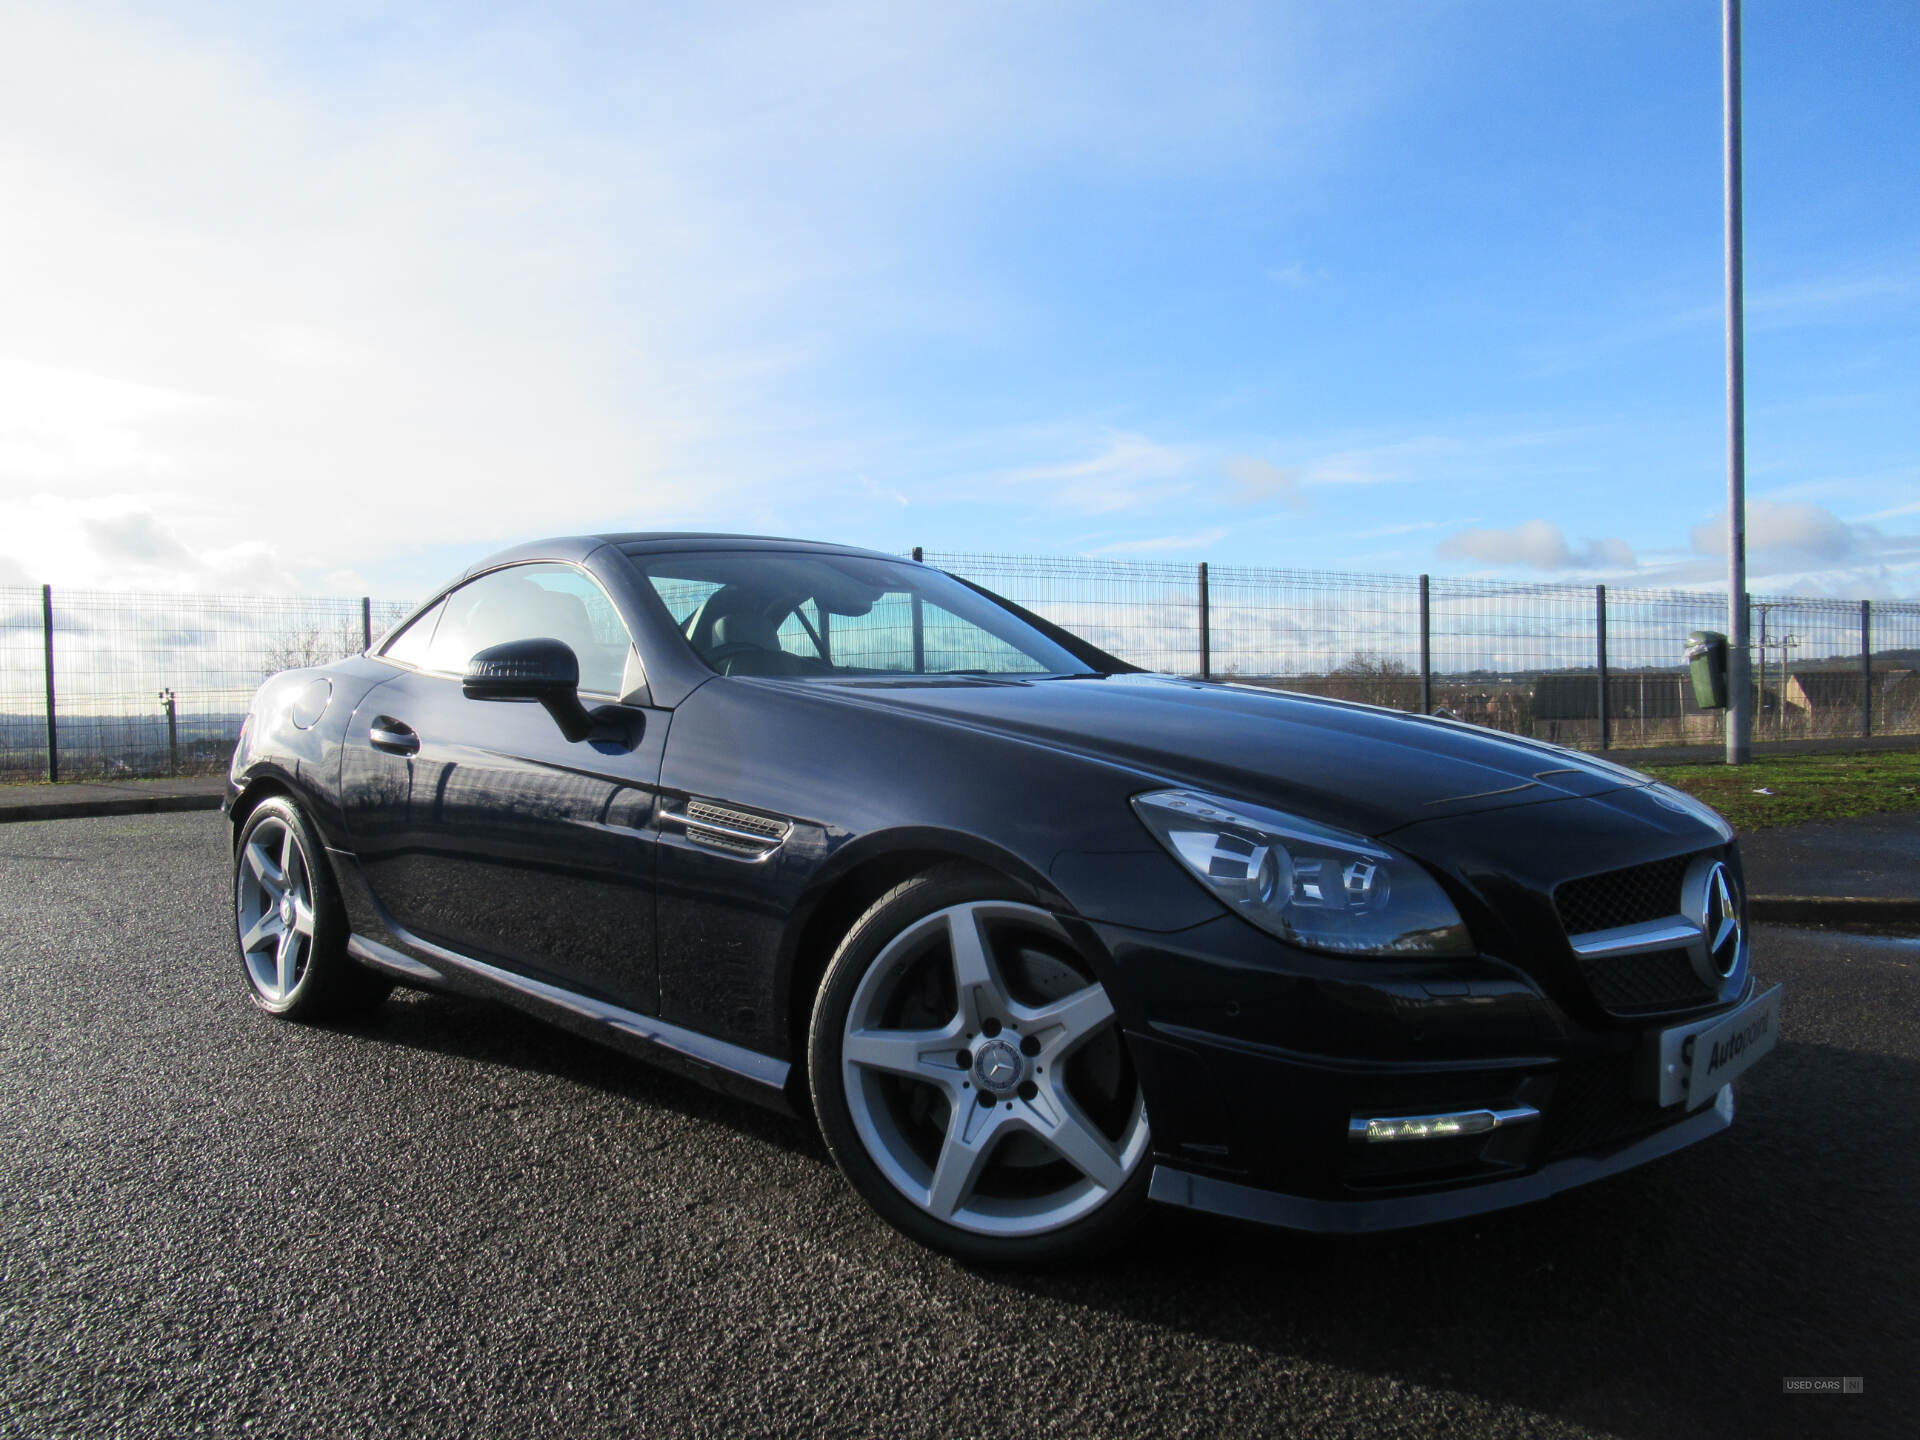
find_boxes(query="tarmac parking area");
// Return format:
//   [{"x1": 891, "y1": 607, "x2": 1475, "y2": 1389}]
[{"x1": 2, "y1": 812, "x2": 1914, "y2": 1439}]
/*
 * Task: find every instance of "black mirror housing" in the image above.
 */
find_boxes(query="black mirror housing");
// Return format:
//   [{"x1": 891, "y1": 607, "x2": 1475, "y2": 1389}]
[{"x1": 464, "y1": 638, "x2": 596, "y2": 742}]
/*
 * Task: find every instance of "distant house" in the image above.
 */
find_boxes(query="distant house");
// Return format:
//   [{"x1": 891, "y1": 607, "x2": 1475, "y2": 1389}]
[
  {"x1": 1530, "y1": 672, "x2": 1719, "y2": 746},
  {"x1": 1883, "y1": 670, "x2": 1920, "y2": 730},
  {"x1": 1782, "y1": 670, "x2": 1864, "y2": 733},
  {"x1": 1778, "y1": 668, "x2": 1919, "y2": 736}
]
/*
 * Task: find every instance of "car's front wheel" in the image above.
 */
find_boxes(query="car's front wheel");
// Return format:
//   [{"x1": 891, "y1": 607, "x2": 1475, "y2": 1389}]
[
  {"x1": 809, "y1": 866, "x2": 1151, "y2": 1263},
  {"x1": 233, "y1": 796, "x2": 391, "y2": 1021}
]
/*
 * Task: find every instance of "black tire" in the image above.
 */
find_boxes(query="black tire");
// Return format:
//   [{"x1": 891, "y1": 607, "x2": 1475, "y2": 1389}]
[
  {"x1": 232, "y1": 796, "x2": 391, "y2": 1022},
  {"x1": 809, "y1": 864, "x2": 1151, "y2": 1264}
]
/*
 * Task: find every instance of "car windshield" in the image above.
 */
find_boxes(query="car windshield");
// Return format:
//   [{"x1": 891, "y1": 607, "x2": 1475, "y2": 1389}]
[{"x1": 636, "y1": 550, "x2": 1090, "y2": 678}]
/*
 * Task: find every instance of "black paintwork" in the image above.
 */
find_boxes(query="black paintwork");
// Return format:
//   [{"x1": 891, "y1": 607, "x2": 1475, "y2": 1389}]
[{"x1": 228, "y1": 533, "x2": 1763, "y2": 1231}]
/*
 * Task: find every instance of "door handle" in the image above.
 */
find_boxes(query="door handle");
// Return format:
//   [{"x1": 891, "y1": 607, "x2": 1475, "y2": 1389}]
[{"x1": 369, "y1": 716, "x2": 420, "y2": 755}]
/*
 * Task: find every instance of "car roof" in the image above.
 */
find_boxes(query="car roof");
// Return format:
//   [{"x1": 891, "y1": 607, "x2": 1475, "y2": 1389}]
[
  {"x1": 463, "y1": 532, "x2": 904, "y2": 578},
  {"x1": 607, "y1": 533, "x2": 902, "y2": 561}
]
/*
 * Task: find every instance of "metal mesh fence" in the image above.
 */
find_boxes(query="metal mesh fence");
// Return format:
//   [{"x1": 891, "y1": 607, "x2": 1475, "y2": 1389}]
[
  {"x1": 923, "y1": 552, "x2": 1920, "y2": 752},
  {"x1": 4, "y1": 562, "x2": 1918, "y2": 783},
  {"x1": 0, "y1": 586, "x2": 414, "y2": 781},
  {"x1": 923, "y1": 553, "x2": 1205, "y2": 676}
]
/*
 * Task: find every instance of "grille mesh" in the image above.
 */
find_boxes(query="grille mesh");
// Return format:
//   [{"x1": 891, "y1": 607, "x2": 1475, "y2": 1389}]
[
  {"x1": 1554, "y1": 854, "x2": 1693, "y2": 936},
  {"x1": 1542, "y1": 1055, "x2": 1675, "y2": 1158},
  {"x1": 684, "y1": 800, "x2": 787, "y2": 838},
  {"x1": 685, "y1": 827, "x2": 769, "y2": 856},
  {"x1": 1578, "y1": 949, "x2": 1717, "y2": 1015}
]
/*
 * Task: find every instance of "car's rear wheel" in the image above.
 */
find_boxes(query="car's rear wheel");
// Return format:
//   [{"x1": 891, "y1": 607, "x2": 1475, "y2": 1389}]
[
  {"x1": 809, "y1": 866, "x2": 1151, "y2": 1263},
  {"x1": 233, "y1": 796, "x2": 391, "y2": 1021}
]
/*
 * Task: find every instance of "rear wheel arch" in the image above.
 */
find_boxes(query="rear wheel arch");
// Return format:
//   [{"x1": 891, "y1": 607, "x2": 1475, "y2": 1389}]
[{"x1": 228, "y1": 776, "x2": 294, "y2": 851}]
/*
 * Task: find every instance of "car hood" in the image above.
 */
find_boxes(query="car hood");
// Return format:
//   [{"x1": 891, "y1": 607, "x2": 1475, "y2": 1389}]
[{"x1": 772, "y1": 672, "x2": 1654, "y2": 837}]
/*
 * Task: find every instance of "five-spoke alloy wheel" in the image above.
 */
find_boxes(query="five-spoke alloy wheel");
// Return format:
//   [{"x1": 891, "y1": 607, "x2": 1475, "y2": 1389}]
[
  {"x1": 810, "y1": 866, "x2": 1150, "y2": 1263},
  {"x1": 232, "y1": 796, "x2": 389, "y2": 1020}
]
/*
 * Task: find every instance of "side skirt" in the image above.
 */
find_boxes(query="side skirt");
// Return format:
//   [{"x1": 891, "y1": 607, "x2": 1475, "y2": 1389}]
[{"x1": 329, "y1": 847, "x2": 794, "y2": 1116}]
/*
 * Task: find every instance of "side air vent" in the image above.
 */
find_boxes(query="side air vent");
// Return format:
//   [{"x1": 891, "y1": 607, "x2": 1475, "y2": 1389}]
[
  {"x1": 684, "y1": 800, "x2": 788, "y2": 839},
  {"x1": 661, "y1": 799, "x2": 792, "y2": 860}
]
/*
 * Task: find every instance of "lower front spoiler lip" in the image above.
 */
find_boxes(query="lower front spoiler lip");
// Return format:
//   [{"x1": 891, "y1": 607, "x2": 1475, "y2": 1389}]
[{"x1": 1150, "y1": 1084, "x2": 1735, "y2": 1235}]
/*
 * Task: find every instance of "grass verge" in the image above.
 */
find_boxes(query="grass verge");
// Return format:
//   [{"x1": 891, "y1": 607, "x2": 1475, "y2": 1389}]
[{"x1": 1645, "y1": 750, "x2": 1920, "y2": 831}]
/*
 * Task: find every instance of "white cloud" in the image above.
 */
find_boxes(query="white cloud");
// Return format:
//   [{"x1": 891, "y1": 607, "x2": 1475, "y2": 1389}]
[
  {"x1": 1690, "y1": 500, "x2": 1860, "y2": 563},
  {"x1": 1439, "y1": 520, "x2": 1636, "y2": 572},
  {"x1": 0, "y1": 2, "x2": 1402, "y2": 594},
  {"x1": 1090, "y1": 529, "x2": 1230, "y2": 555},
  {"x1": 1267, "y1": 262, "x2": 1326, "y2": 289},
  {"x1": 1223, "y1": 457, "x2": 1305, "y2": 509},
  {"x1": 1354, "y1": 519, "x2": 1459, "y2": 539},
  {"x1": 1004, "y1": 434, "x2": 1200, "y2": 514},
  {"x1": 0, "y1": 494, "x2": 301, "y2": 593}
]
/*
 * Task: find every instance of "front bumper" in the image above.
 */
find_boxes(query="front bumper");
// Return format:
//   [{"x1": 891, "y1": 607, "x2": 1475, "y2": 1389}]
[
  {"x1": 1088, "y1": 909, "x2": 1766, "y2": 1233},
  {"x1": 1150, "y1": 1085, "x2": 1734, "y2": 1234}
]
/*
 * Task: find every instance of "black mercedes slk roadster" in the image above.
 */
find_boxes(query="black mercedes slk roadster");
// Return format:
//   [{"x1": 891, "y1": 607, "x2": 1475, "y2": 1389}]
[{"x1": 227, "y1": 533, "x2": 1781, "y2": 1261}]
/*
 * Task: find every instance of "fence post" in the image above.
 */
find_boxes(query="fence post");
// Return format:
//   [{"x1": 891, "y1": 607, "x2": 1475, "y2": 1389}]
[
  {"x1": 1419, "y1": 574, "x2": 1432, "y2": 715},
  {"x1": 909, "y1": 548, "x2": 925, "y2": 671},
  {"x1": 1861, "y1": 599, "x2": 1873, "y2": 739},
  {"x1": 361, "y1": 596, "x2": 372, "y2": 652},
  {"x1": 1596, "y1": 584, "x2": 1610, "y2": 750},
  {"x1": 160, "y1": 689, "x2": 178, "y2": 775},
  {"x1": 41, "y1": 584, "x2": 58, "y2": 784},
  {"x1": 1198, "y1": 562, "x2": 1211, "y2": 680}
]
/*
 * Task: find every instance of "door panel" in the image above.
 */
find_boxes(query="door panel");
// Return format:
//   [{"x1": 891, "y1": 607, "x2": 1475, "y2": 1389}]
[{"x1": 341, "y1": 668, "x2": 668, "y2": 1013}]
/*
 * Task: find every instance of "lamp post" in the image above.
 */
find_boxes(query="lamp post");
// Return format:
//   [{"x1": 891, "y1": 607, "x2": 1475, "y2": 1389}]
[{"x1": 1724, "y1": 0, "x2": 1752, "y2": 764}]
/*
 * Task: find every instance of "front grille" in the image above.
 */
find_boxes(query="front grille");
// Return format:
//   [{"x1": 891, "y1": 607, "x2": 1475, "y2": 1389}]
[
  {"x1": 1542, "y1": 1055, "x2": 1675, "y2": 1158},
  {"x1": 1345, "y1": 1134, "x2": 1490, "y2": 1184},
  {"x1": 1554, "y1": 854, "x2": 1694, "y2": 936},
  {"x1": 1578, "y1": 948, "x2": 1718, "y2": 1015}
]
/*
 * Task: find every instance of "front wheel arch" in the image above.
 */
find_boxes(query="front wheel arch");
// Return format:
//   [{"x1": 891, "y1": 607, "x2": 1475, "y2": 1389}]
[
  {"x1": 806, "y1": 864, "x2": 1152, "y2": 1262},
  {"x1": 778, "y1": 835, "x2": 1058, "y2": 1104}
]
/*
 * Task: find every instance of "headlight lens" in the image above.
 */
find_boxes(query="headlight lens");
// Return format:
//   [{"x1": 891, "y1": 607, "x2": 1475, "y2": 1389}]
[{"x1": 1132, "y1": 789, "x2": 1474, "y2": 957}]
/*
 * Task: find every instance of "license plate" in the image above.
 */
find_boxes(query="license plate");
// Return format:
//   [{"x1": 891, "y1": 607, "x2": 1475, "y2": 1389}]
[{"x1": 1654, "y1": 985, "x2": 1783, "y2": 1109}]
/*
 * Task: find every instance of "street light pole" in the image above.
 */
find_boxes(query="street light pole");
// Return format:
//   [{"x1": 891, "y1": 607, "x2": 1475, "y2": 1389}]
[{"x1": 1724, "y1": 0, "x2": 1752, "y2": 764}]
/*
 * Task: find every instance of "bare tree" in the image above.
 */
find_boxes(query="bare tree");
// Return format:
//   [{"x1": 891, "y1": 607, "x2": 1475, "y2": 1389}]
[
  {"x1": 262, "y1": 617, "x2": 366, "y2": 678},
  {"x1": 1325, "y1": 650, "x2": 1416, "y2": 709}
]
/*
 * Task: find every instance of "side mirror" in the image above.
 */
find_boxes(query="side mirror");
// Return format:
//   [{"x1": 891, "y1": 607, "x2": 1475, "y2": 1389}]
[{"x1": 463, "y1": 638, "x2": 597, "y2": 742}]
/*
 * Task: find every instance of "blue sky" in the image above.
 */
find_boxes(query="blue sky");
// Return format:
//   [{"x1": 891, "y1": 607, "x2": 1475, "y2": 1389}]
[{"x1": 0, "y1": 0, "x2": 1914, "y2": 599}]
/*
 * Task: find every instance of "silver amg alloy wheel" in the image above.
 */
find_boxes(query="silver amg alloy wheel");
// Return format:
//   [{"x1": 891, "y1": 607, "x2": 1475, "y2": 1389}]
[
  {"x1": 235, "y1": 813, "x2": 318, "y2": 1006},
  {"x1": 836, "y1": 899, "x2": 1149, "y2": 1239},
  {"x1": 232, "y1": 796, "x2": 391, "y2": 1021}
]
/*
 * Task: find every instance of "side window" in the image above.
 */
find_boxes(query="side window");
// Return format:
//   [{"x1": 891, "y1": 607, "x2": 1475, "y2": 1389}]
[
  {"x1": 380, "y1": 599, "x2": 444, "y2": 668},
  {"x1": 426, "y1": 564, "x2": 636, "y2": 696}
]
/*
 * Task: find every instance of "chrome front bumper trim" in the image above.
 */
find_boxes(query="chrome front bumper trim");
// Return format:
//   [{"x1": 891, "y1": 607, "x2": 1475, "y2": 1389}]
[{"x1": 1347, "y1": 1105, "x2": 1542, "y2": 1144}]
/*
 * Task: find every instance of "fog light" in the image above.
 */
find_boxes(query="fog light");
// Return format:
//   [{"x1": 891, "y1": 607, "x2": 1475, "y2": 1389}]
[{"x1": 1349, "y1": 1105, "x2": 1540, "y2": 1144}]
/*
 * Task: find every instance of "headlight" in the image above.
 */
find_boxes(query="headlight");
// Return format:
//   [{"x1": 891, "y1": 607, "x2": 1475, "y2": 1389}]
[{"x1": 1131, "y1": 789, "x2": 1474, "y2": 957}]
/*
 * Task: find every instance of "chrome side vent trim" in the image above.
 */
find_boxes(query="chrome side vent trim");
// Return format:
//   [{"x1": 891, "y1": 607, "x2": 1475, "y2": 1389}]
[{"x1": 661, "y1": 800, "x2": 792, "y2": 860}]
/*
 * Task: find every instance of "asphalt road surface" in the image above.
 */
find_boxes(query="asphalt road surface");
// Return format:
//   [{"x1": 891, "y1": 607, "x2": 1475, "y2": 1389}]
[{"x1": 3, "y1": 813, "x2": 1914, "y2": 1439}]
